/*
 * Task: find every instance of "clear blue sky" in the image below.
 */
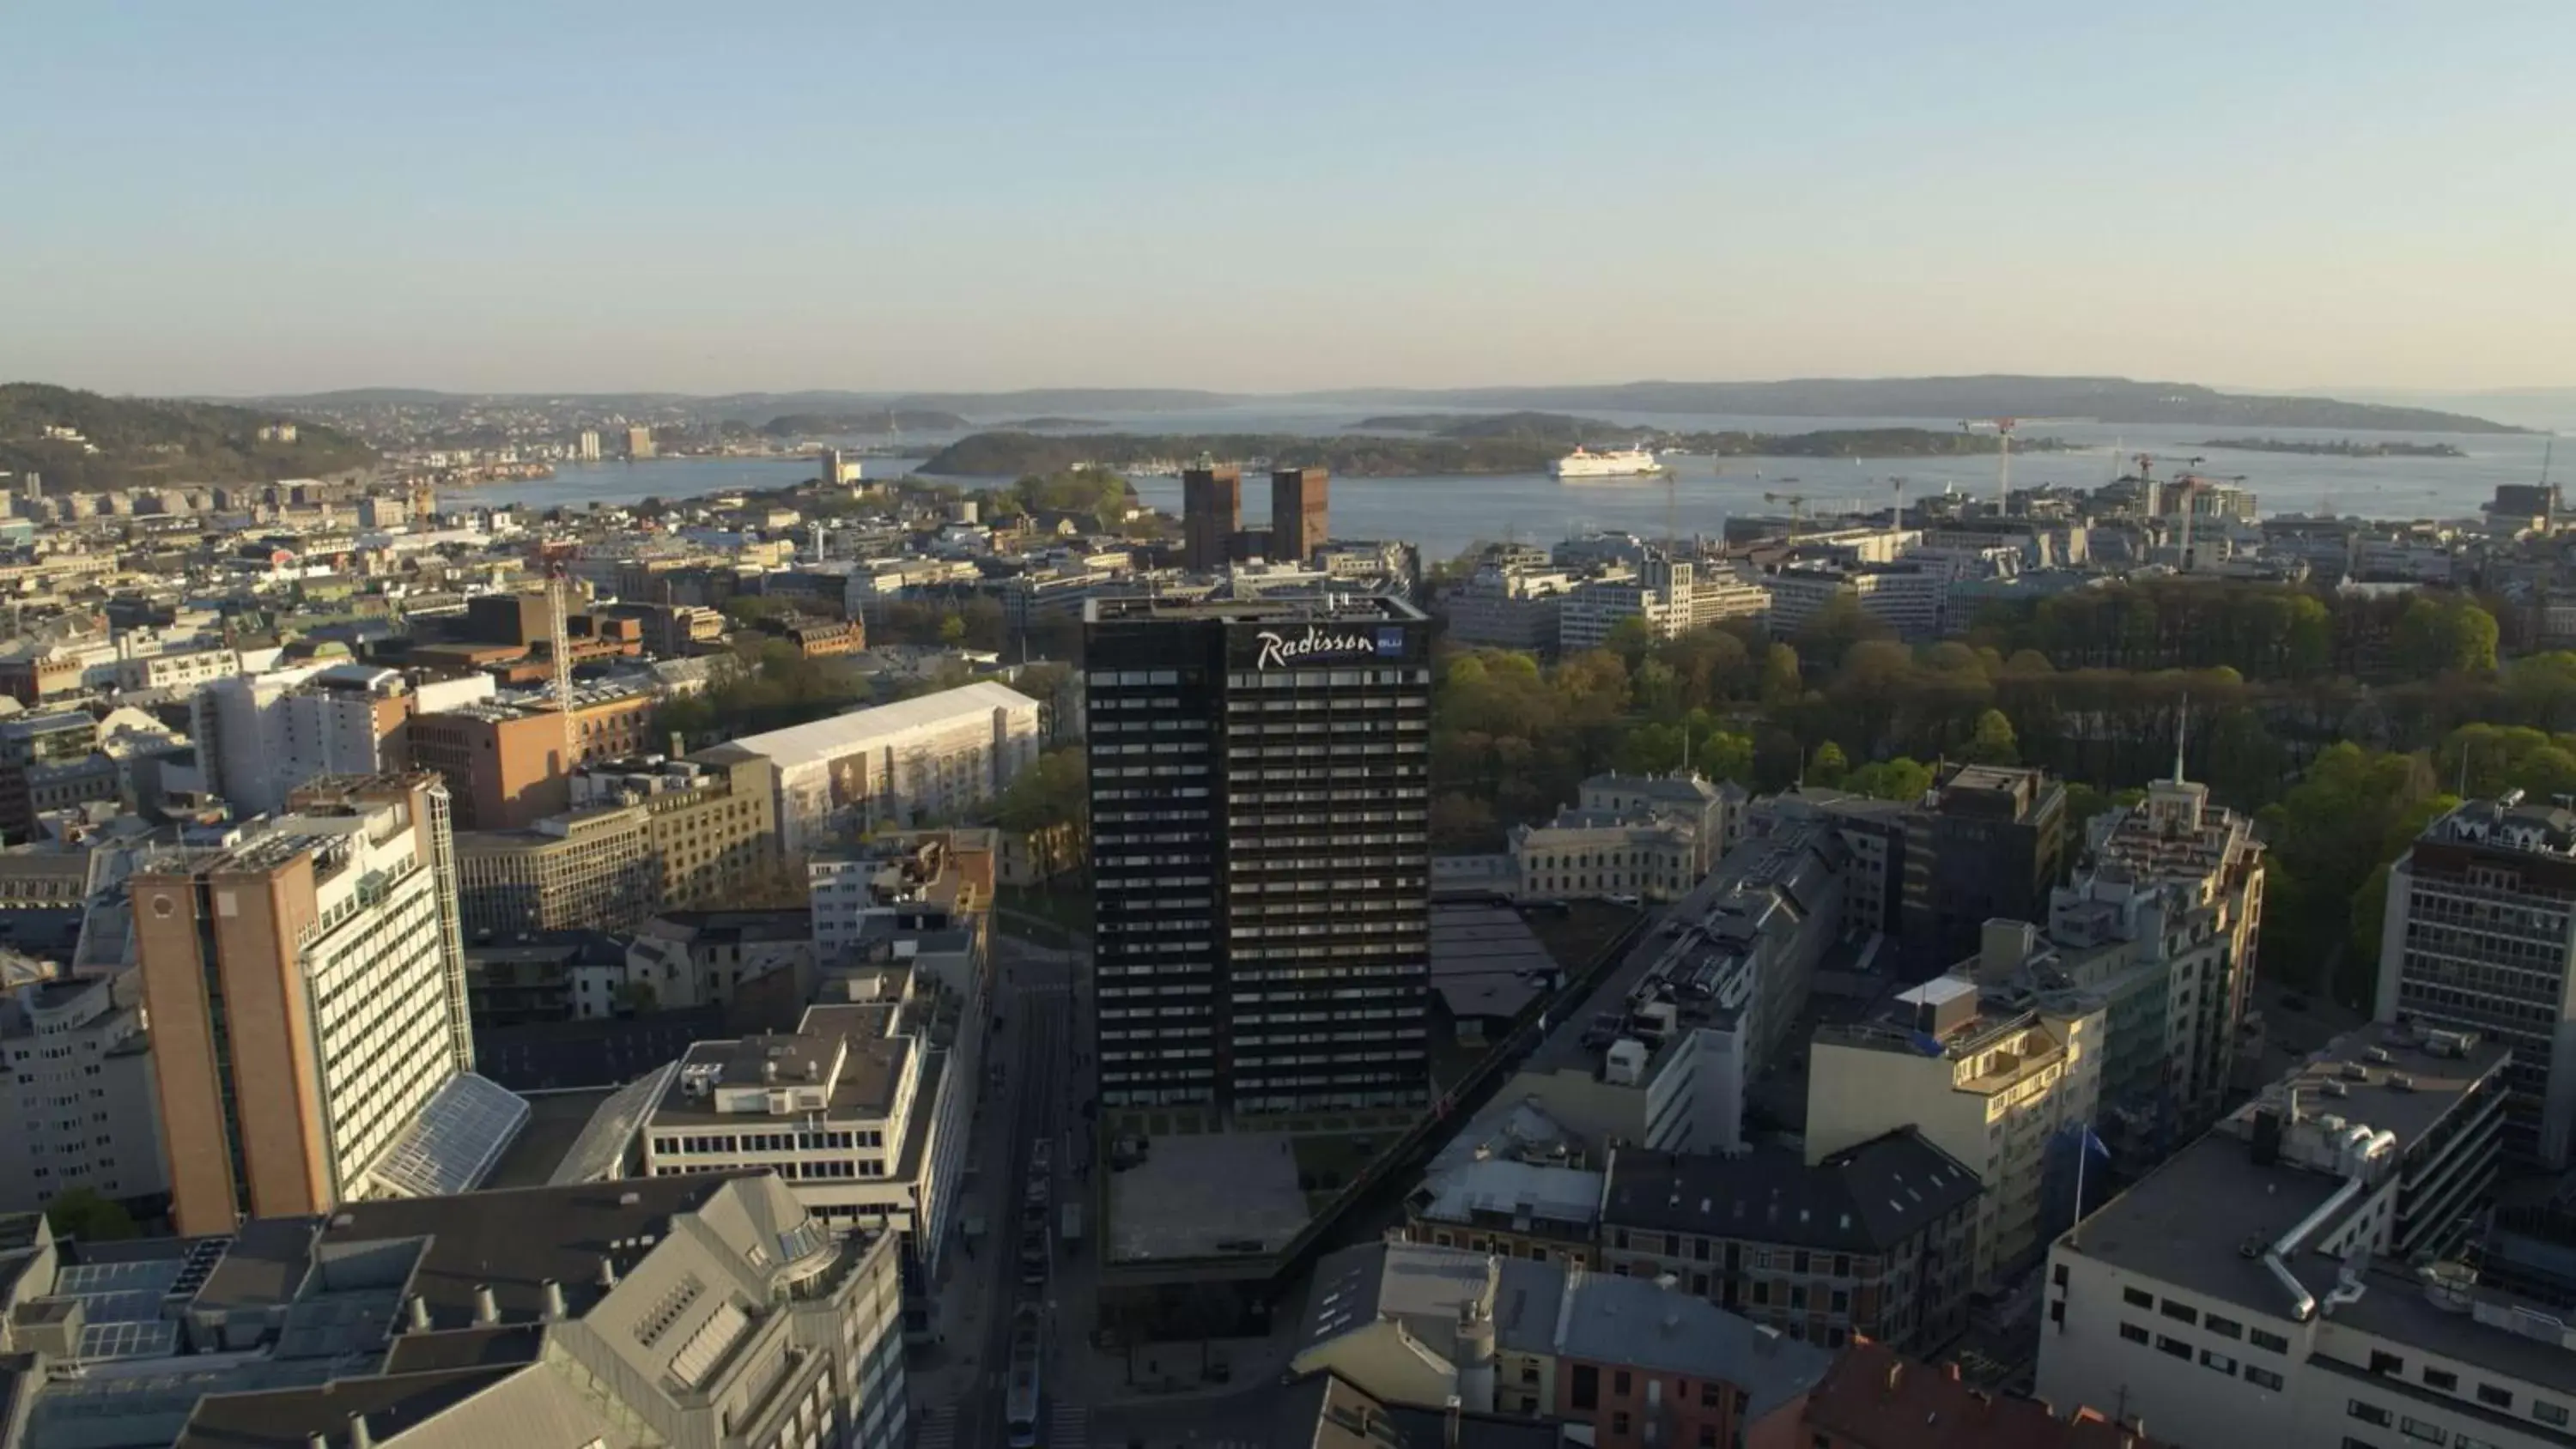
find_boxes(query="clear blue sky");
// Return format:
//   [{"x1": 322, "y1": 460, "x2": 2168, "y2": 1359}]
[{"x1": 5, "y1": 1, "x2": 2570, "y2": 397}]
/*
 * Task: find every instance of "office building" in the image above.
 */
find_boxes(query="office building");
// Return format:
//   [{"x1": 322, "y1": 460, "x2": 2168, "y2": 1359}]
[
  {"x1": 1904, "y1": 762, "x2": 2070, "y2": 967},
  {"x1": 1809, "y1": 974, "x2": 2103, "y2": 1287},
  {"x1": 1084, "y1": 592, "x2": 1432, "y2": 1114},
  {"x1": 809, "y1": 829, "x2": 993, "y2": 961},
  {"x1": 1182, "y1": 464, "x2": 1242, "y2": 573},
  {"x1": 1510, "y1": 770, "x2": 1746, "y2": 902},
  {"x1": 1271, "y1": 465, "x2": 1329, "y2": 561},
  {"x1": 2038, "y1": 1026, "x2": 2512, "y2": 1449},
  {"x1": 1764, "y1": 562, "x2": 1944, "y2": 640},
  {"x1": 1448, "y1": 563, "x2": 1581, "y2": 652},
  {"x1": 131, "y1": 773, "x2": 515, "y2": 1235},
  {"x1": 575, "y1": 427, "x2": 601, "y2": 460},
  {"x1": 718, "y1": 681, "x2": 1042, "y2": 856},
  {"x1": 624, "y1": 423, "x2": 655, "y2": 459},
  {"x1": 403, "y1": 681, "x2": 656, "y2": 830},
  {"x1": 1601, "y1": 1130, "x2": 1982, "y2": 1355},
  {"x1": 1557, "y1": 552, "x2": 1698, "y2": 652},
  {"x1": 0, "y1": 1173, "x2": 908, "y2": 1449},
  {"x1": 0, "y1": 963, "x2": 167, "y2": 1217},
  {"x1": 453, "y1": 751, "x2": 777, "y2": 937},
  {"x1": 2379, "y1": 794, "x2": 2576, "y2": 1167}
]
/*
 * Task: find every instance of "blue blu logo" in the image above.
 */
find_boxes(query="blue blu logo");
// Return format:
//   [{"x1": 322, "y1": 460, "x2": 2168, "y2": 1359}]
[{"x1": 1376, "y1": 628, "x2": 1405, "y2": 654}]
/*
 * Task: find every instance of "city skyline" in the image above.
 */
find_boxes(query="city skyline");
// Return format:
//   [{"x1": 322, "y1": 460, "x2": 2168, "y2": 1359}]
[{"x1": 5, "y1": 2, "x2": 2571, "y2": 397}]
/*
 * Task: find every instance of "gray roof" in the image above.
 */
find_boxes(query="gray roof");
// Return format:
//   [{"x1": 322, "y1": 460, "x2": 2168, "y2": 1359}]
[
  {"x1": 1427, "y1": 901, "x2": 1555, "y2": 1024},
  {"x1": 1602, "y1": 1129, "x2": 1983, "y2": 1254},
  {"x1": 2068, "y1": 1024, "x2": 2512, "y2": 1325},
  {"x1": 1554, "y1": 1270, "x2": 1835, "y2": 1420}
]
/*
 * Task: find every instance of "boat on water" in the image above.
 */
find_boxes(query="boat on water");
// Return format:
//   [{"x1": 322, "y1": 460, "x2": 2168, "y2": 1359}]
[{"x1": 1552, "y1": 446, "x2": 1665, "y2": 479}]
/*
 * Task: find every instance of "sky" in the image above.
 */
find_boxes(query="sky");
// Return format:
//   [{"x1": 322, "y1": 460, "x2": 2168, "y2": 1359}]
[{"x1": 4, "y1": 2, "x2": 2572, "y2": 397}]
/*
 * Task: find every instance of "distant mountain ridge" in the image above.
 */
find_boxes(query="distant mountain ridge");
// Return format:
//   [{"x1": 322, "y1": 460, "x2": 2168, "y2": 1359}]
[
  {"x1": 222, "y1": 375, "x2": 2525, "y2": 433},
  {"x1": 0, "y1": 382, "x2": 375, "y2": 492}
]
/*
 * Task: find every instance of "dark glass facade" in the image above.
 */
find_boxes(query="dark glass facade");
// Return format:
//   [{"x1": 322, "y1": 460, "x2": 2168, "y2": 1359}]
[{"x1": 1084, "y1": 594, "x2": 1432, "y2": 1115}]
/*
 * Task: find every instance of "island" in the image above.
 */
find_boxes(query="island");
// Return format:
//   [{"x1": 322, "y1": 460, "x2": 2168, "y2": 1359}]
[
  {"x1": 0, "y1": 382, "x2": 376, "y2": 492},
  {"x1": 994, "y1": 416, "x2": 1109, "y2": 430},
  {"x1": 756, "y1": 408, "x2": 969, "y2": 438},
  {"x1": 920, "y1": 426, "x2": 2071, "y2": 478},
  {"x1": 2197, "y1": 437, "x2": 2468, "y2": 459}
]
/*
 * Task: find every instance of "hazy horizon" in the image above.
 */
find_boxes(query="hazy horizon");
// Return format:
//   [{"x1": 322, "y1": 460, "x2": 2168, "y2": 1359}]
[{"x1": 7, "y1": 2, "x2": 2570, "y2": 397}]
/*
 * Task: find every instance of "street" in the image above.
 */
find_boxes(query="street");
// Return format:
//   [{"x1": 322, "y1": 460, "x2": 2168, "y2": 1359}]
[{"x1": 920, "y1": 931, "x2": 1093, "y2": 1449}]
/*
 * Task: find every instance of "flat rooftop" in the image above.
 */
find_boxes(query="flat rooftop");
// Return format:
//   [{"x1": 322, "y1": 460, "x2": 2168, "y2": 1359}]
[
  {"x1": 2069, "y1": 1023, "x2": 2511, "y2": 1319},
  {"x1": 651, "y1": 1004, "x2": 906, "y2": 1127},
  {"x1": 1109, "y1": 1129, "x2": 1310, "y2": 1264}
]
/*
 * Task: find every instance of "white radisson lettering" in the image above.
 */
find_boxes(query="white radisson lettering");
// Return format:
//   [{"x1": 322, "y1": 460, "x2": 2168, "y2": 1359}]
[{"x1": 1254, "y1": 627, "x2": 1376, "y2": 670}]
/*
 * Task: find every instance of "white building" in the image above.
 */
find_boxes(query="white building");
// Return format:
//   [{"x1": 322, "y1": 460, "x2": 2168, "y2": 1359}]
[
  {"x1": 725, "y1": 681, "x2": 1042, "y2": 855},
  {"x1": 1447, "y1": 564, "x2": 1581, "y2": 652},
  {"x1": 2038, "y1": 1027, "x2": 2515, "y2": 1449},
  {"x1": 1558, "y1": 555, "x2": 1697, "y2": 652},
  {"x1": 194, "y1": 664, "x2": 493, "y2": 817},
  {"x1": 111, "y1": 645, "x2": 239, "y2": 694},
  {"x1": 1510, "y1": 770, "x2": 1746, "y2": 903},
  {"x1": 1763, "y1": 561, "x2": 1946, "y2": 640},
  {"x1": 641, "y1": 963, "x2": 984, "y2": 1300},
  {"x1": 0, "y1": 961, "x2": 167, "y2": 1216}
]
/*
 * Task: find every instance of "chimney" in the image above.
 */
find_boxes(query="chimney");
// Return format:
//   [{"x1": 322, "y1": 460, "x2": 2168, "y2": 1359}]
[
  {"x1": 598, "y1": 1254, "x2": 620, "y2": 1288},
  {"x1": 406, "y1": 1294, "x2": 431, "y2": 1332},
  {"x1": 1443, "y1": 1395, "x2": 1462, "y2": 1449},
  {"x1": 307, "y1": 1436, "x2": 329, "y2": 1449},
  {"x1": 472, "y1": 1283, "x2": 499, "y2": 1325},
  {"x1": 542, "y1": 1279, "x2": 568, "y2": 1321},
  {"x1": 348, "y1": 1416, "x2": 373, "y2": 1449}
]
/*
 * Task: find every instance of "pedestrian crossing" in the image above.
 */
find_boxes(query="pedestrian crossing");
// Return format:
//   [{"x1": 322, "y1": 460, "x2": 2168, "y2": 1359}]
[
  {"x1": 913, "y1": 1403, "x2": 957, "y2": 1449},
  {"x1": 1049, "y1": 1403, "x2": 1090, "y2": 1448}
]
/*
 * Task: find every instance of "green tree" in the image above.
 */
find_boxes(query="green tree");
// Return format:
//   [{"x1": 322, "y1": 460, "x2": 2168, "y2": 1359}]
[
  {"x1": 938, "y1": 612, "x2": 968, "y2": 646},
  {"x1": 46, "y1": 1188, "x2": 137, "y2": 1243},
  {"x1": 1759, "y1": 643, "x2": 1803, "y2": 706},
  {"x1": 2392, "y1": 595, "x2": 2500, "y2": 676},
  {"x1": 1601, "y1": 615, "x2": 1658, "y2": 667},
  {"x1": 1962, "y1": 708, "x2": 2020, "y2": 765},
  {"x1": 1843, "y1": 756, "x2": 1934, "y2": 802},
  {"x1": 1809, "y1": 741, "x2": 1850, "y2": 788}
]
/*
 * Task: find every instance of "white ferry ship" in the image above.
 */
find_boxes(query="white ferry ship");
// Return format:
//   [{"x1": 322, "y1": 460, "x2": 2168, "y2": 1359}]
[{"x1": 1551, "y1": 445, "x2": 1665, "y2": 479}]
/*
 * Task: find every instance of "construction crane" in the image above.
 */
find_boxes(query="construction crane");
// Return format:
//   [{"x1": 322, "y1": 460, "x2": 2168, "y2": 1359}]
[
  {"x1": 1958, "y1": 416, "x2": 2034, "y2": 515},
  {"x1": 1886, "y1": 476, "x2": 1910, "y2": 534},
  {"x1": 1763, "y1": 491, "x2": 1810, "y2": 537},
  {"x1": 528, "y1": 542, "x2": 580, "y2": 763}
]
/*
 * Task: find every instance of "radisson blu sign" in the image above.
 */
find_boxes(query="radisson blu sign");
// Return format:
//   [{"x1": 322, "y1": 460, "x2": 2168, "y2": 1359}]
[{"x1": 1237, "y1": 623, "x2": 1410, "y2": 670}]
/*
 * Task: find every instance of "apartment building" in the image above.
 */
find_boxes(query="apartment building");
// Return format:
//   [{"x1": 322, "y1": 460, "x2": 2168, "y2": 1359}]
[
  {"x1": 1289, "y1": 1240, "x2": 1838, "y2": 1447},
  {"x1": 1558, "y1": 553, "x2": 1703, "y2": 652},
  {"x1": 0, "y1": 964, "x2": 167, "y2": 1217},
  {"x1": 1600, "y1": 1130, "x2": 1982, "y2": 1355},
  {"x1": 111, "y1": 644, "x2": 239, "y2": 694},
  {"x1": 1406, "y1": 1156, "x2": 1605, "y2": 1270},
  {"x1": 1510, "y1": 770, "x2": 1746, "y2": 902},
  {"x1": 809, "y1": 829, "x2": 993, "y2": 961},
  {"x1": 0, "y1": 712, "x2": 112, "y2": 843},
  {"x1": 2379, "y1": 794, "x2": 2576, "y2": 1167},
  {"x1": 721, "y1": 681, "x2": 1042, "y2": 856},
  {"x1": 194, "y1": 663, "x2": 494, "y2": 818},
  {"x1": 130, "y1": 772, "x2": 511, "y2": 1234},
  {"x1": 1084, "y1": 592, "x2": 1433, "y2": 1114},
  {"x1": 1500, "y1": 819, "x2": 1849, "y2": 1156},
  {"x1": 2038, "y1": 1026, "x2": 2512, "y2": 1449},
  {"x1": 1809, "y1": 974, "x2": 2104, "y2": 1288},
  {"x1": 404, "y1": 680, "x2": 656, "y2": 829},
  {"x1": 0, "y1": 1173, "x2": 910, "y2": 1449}
]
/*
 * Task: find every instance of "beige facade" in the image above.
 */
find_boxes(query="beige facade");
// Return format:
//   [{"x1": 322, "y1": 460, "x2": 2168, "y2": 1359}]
[
  {"x1": 1807, "y1": 976, "x2": 2102, "y2": 1288},
  {"x1": 454, "y1": 751, "x2": 779, "y2": 937}
]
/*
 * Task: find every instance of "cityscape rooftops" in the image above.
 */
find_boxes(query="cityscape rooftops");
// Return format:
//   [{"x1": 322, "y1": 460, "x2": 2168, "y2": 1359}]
[
  {"x1": 653, "y1": 1003, "x2": 908, "y2": 1127},
  {"x1": 1806, "y1": 1340, "x2": 2165, "y2": 1449},
  {"x1": 1601, "y1": 1128, "x2": 1983, "y2": 1253},
  {"x1": 723, "y1": 680, "x2": 1038, "y2": 771}
]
